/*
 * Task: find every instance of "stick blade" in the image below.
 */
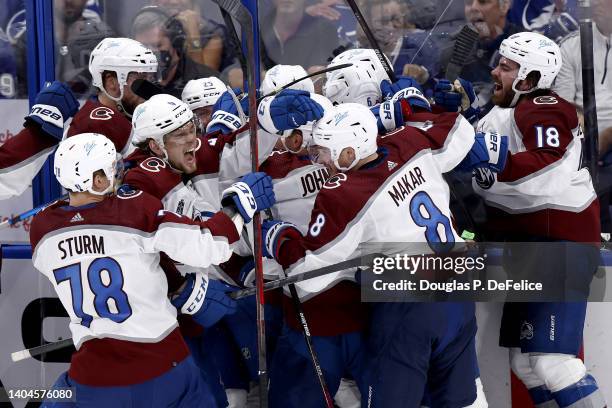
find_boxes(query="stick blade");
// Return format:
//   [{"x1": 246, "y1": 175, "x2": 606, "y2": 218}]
[
  {"x1": 131, "y1": 79, "x2": 164, "y2": 100},
  {"x1": 446, "y1": 24, "x2": 480, "y2": 81}
]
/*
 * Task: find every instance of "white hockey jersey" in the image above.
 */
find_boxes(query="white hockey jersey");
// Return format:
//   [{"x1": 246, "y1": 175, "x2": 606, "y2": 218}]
[
  {"x1": 275, "y1": 115, "x2": 473, "y2": 335},
  {"x1": 473, "y1": 90, "x2": 599, "y2": 242},
  {"x1": 30, "y1": 190, "x2": 239, "y2": 385}
]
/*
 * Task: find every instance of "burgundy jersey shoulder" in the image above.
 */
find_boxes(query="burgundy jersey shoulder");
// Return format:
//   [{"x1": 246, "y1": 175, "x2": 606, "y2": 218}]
[
  {"x1": 122, "y1": 154, "x2": 183, "y2": 200},
  {"x1": 30, "y1": 190, "x2": 164, "y2": 250},
  {"x1": 307, "y1": 139, "x2": 413, "y2": 248},
  {"x1": 401, "y1": 111, "x2": 466, "y2": 151},
  {"x1": 260, "y1": 150, "x2": 312, "y2": 180},
  {"x1": 190, "y1": 136, "x2": 221, "y2": 178},
  {"x1": 0, "y1": 126, "x2": 57, "y2": 169},
  {"x1": 68, "y1": 99, "x2": 132, "y2": 154},
  {"x1": 514, "y1": 90, "x2": 580, "y2": 135}
]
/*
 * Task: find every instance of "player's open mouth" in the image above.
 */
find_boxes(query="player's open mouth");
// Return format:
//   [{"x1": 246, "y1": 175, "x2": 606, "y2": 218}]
[
  {"x1": 184, "y1": 148, "x2": 196, "y2": 162},
  {"x1": 494, "y1": 82, "x2": 502, "y2": 91}
]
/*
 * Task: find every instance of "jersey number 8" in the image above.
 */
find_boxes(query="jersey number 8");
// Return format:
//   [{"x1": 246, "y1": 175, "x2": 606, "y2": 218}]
[
  {"x1": 53, "y1": 257, "x2": 132, "y2": 328},
  {"x1": 409, "y1": 191, "x2": 455, "y2": 253}
]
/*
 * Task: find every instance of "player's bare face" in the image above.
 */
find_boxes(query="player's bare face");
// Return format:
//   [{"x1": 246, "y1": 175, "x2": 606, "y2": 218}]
[
  {"x1": 164, "y1": 121, "x2": 198, "y2": 174},
  {"x1": 491, "y1": 57, "x2": 519, "y2": 107}
]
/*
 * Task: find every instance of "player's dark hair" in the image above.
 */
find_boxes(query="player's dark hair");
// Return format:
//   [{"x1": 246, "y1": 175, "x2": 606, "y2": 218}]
[{"x1": 525, "y1": 71, "x2": 542, "y2": 89}]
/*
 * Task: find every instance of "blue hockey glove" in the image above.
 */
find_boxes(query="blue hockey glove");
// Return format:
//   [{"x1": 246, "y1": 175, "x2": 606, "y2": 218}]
[
  {"x1": 380, "y1": 76, "x2": 421, "y2": 98},
  {"x1": 457, "y1": 131, "x2": 508, "y2": 173},
  {"x1": 221, "y1": 172, "x2": 276, "y2": 223},
  {"x1": 262, "y1": 219, "x2": 301, "y2": 260},
  {"x1": 206, "y1": 88, "x2": 249, "y2": 134},
  {"x1": 371, "y1": 87, "x2": 430, "y2": 133},
  {"x1": 257, "y1": 89, "x2": 324, "y2": 134},
  {"x1": 171, "y1": 273, "x2": 237, "y2": 328},
  {"x1": 371, "y1": 100, "x2": 404, "y2": 134},
  {"x1": 434, "y1": 78, "x2": 480, "y2": 124},
  {"x1": 238, "y1": 258, "x2": 256, "y2": 287},
  {"x1": 25, "y1": 81, "x2": 79, "y2": 140}
]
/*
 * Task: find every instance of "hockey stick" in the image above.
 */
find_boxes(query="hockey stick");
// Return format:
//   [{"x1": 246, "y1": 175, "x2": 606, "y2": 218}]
[
  {"x1": 344, "y1": 0, "x2": 397, "y2": 82},
  {"x1": 218, "y1": 7, "x2": 248, "y2": 76},
  {"x1": 230, "y1": 253, "x2": 380, "y2": 299},
  {"x1": 279, "y1": 266, "x2": 335, "y2": 408},
  {"x1": 444, "y1": 24, "x2": 479, "y2": 82},
  {"x1": 131, "y1": 79, "x2": 164, "y2": 100},
  {"x1": 257, "y1": 62, "x2": 353, "y2": 100},
  {"x1": 211, "y1": 1, "x2": 269, "y2": 405},
  {"x1": 10, "y1": 254, "x2": 379, "y2": 362},
  {"x1": 578, "y1": 0, "x2": 599, "y2": 186},
  {"x1": 0, "y1": 194, "x2": 68, "y2": 230},
  {"x1": 11, "y1": 338, "x2": 73, "y2": 362}
]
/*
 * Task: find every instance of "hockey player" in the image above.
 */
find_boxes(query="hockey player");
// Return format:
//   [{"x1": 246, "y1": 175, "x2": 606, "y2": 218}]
[
  {"x1": 32, "y1": 132, "x2": 275, "y2": 407},
  {"x1": 257, "y1": 98, "x2": 501, "y2": 407},
  {"x1": 260, "y1": 64, "x2": 315, "y2": 96},
  {"x1": 181, "y1": 76, "x2": 227, "y2": 135},
  {"x1": 0, "y1": 81, "x2": 79, "y2": 200},
  {"x1": 67, "y1": 37, "x2": 158, "y2": 155},
  {"x1": 471, "y1": 32, "x2": 606, "y2": 408}
]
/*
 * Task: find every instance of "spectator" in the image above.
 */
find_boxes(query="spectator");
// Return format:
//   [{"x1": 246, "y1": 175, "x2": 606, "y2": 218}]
[
  {"x1": 150, "y1": 0, "x2": 236, "y2": 72},
  {"x1": 261, "y1": 0, "x2": 339, "y2": 69},
  {"x1": 437, "y1": 0, "x2": 522, "y2": 115},
  {"x1": 305, "y1": 0, "x2": 359, "y2": 47},
  {"x1": 131, "y1": 6, "x2": 219, "y2": 98},
  {"x1": 553, "y1": 0, "x2": 612, "y2": 233},
  {"x1": 54, "y1": 0, "x2": 114, "y2": 96},
  {"x1": 357, "y1": 0, "x2": 442, "y2": 86}
]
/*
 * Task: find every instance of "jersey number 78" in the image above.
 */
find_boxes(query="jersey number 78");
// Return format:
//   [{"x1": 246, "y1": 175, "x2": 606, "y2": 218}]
[{"x1": 53, "y1": 257, "x2": 132, "y2": 328}]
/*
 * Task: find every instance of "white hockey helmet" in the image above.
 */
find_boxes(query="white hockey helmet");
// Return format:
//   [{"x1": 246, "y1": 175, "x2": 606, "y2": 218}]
[
  {"x1": 261, "y1": 64, "x2": 315, "y2": 96},
  {"x1": 329, "y1": 48, "x2": 391, "y2": 84},
  {"x1": 499, "y1": 32, "x2": 562, "y2": 104},
  {"x1": 54, "y1": 133, "x2": 118, "y2": 195},
  {"x1": 131, "y1": 93, "x2": 194, "y2": 155},
  {"x1": 182, "y1": 77, "x2": 227, "y2": 110},
  {"x1": 282, "y1": 94, "x2": 334, "y2": 153},
  {"x1": 309, "y1": 103, "x2": 378, "y2": 171},
  {"x1": 89, "y1": 37, "x2": 158, "y2": 102},
  {"x1": 324, "y1": 61, "x2": 381, "y2": 107}
]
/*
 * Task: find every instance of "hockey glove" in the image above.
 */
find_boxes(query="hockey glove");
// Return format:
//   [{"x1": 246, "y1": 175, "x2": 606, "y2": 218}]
[
  {"x1": 457, "y1": 131, "x2": 508, "y2": 173},
  {"x1": 371, "y1": 87, "x2": 429, "y2": 133},
  {"x1": 380, "y1": 76, "x2": 421, "y2": 98},
  {"x1": 206, "y1": 88, "x2": 249, "y2": 134},
  {"x1": 171, "y1": 273, "x2": 237, "y2": 328},
  {"x1": 25, "y1": 81, "x2": 79, "y2": 140},
  {"x1": 258, "y1": 89, "x2": 324, "y2": 134},
  {"x1": 221, "y1": 172, "x2": 276, "y2": 223},
  {"x1": 434, "y1": 78, "x2": 480, "y2": 124},
  {"x1": 262, "y1": 219, "x2": 301, "y2": 260},
  {"x1": 238, "y1": 258, "x2": 256, "y2": 288}
]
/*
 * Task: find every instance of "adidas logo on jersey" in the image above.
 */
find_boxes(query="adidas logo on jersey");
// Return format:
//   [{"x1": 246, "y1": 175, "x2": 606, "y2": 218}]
[
  {"x1": 70, "y1": 213, "x2": 84, "y2": 223},
  {"x1": 387, "y1": 161, "x2": 398, "y2": 171}
]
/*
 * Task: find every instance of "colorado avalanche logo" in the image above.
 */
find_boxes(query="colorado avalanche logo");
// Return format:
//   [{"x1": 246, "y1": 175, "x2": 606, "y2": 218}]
[
  {"x1": 90, "y1": 106, "x2": 114, "y2": 120},
  {"x1": 474, "y1": 168, "x2": 495, "y2": 190},
  {"x1": 323, "y1": 172, "x2": 347, "y2": 189}
]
